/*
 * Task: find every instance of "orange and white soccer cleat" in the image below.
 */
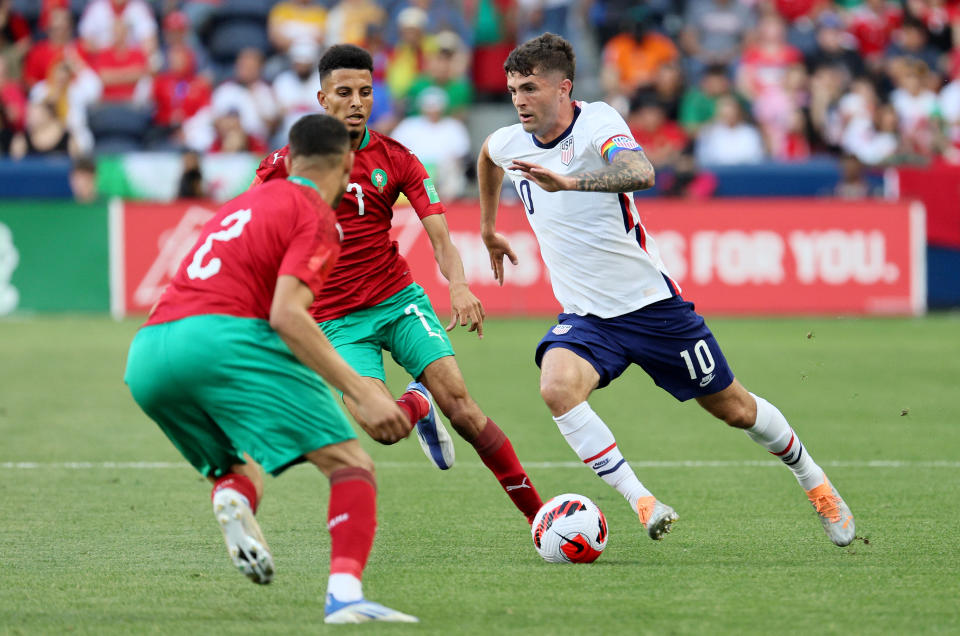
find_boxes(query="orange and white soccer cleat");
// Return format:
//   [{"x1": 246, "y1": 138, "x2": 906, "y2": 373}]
[
  {"x1": 806, "y1": 475, "x2": 856, "y2": 547},
  {"x1": 637, "y1": 496, "x2": 678, "y2": 540}
]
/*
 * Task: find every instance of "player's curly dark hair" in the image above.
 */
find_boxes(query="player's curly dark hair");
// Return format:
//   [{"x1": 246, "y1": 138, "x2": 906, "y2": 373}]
[
  {"x1": 317, "y1": 44, "x2": 374, "y2": 81},
  {"x1": 503, "y1": 33, "x2": 576, "y2": 84},
  {"x1": 288, "y1": 114, "x2": 349, "y2": 161}
]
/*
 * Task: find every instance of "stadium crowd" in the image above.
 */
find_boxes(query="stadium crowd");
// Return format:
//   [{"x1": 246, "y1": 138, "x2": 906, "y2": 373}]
[{"x1": 1, "y1": 0, "x2": 960, "y2": 199}]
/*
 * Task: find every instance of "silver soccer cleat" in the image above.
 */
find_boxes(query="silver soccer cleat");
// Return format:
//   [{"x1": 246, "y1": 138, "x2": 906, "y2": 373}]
[{"x1": 213, "y1": 489, "x2": 274, "y2": 584}]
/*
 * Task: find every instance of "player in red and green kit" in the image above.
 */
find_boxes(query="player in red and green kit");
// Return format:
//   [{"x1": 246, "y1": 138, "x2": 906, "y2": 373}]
[
  {"x1": 125, "y1": 115, "x2": 418, "y2": 624},
  {"x1": 252, "y1": 45, "x2": 543, "y2": 524}
]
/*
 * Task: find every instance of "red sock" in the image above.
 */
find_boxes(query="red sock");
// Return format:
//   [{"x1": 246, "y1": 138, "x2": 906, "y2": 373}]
[
  {"x1": 328, "y1": 467, "x2": 377, "y2": 578},
  {"x1": 397, "y1": 390, "x2": 430, "y2": 428},
  {"x1": 211, "y1": 474, "x2": 259, "y2": 514},
  {"x1": 472, "y1": 419, "x2": 543, "y2": 523}
]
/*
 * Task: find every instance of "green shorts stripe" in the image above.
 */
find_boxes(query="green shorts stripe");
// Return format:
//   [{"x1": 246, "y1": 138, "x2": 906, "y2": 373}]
[
  {"x1": 124, "y1": 314, "x2": 355, "y2": 477},
  {"x1": 318, "y1": 283, "x2": 454, "y2": 383}
]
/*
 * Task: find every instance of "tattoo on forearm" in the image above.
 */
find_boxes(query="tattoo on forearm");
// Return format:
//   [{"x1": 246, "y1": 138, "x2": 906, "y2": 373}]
[{"x1": 574, "y1": 151, "x2": 655, "y2": 193}]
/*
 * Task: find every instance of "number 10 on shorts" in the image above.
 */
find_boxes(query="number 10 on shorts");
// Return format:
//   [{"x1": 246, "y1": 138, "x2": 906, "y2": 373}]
[{"x1": 680, "y1": 340, "x2": 716, "y2": 380}]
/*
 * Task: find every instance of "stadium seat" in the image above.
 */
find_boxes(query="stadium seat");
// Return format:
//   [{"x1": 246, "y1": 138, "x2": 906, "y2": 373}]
[
  {"x1": 205, "y1": 20, "x2": 270, "y2": 64},
  {"x1": 92, "y1": 137, "x2": 145, "y2": 155},
  {"x1": 87, "y1": 103, "x2": 153, "y2": 152},
  {"x1": 12, "y1": 0, "x2": 40, "y2": 31},
  {"x1": 209, "y1": 0, "x2": 271, "y2": 21},
  {"x1": 69, "y1": 0, "x2": 90, "y2": 16}
]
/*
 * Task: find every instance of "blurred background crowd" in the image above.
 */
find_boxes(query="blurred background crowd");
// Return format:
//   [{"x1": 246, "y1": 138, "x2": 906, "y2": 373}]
[{"x1": 2, "y1": 0, "x2": 960, "y2": 201}]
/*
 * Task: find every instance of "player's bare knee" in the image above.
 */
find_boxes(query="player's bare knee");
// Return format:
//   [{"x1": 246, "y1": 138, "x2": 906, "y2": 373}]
[
  {"x1": 719, "y1": 403, "x2": 754, "y2": 429},
  {"x1": 540, "y1": 379, "x2": 576, "y2": 416},
  {"x1": 350, "y1": 451, "x2": 375, "y2": 475}
]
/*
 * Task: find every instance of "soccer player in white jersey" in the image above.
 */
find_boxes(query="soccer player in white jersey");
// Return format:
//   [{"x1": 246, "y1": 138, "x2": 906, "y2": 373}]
[{"x1": 476, "y1": 33, "x2": 856, "y2": 547}]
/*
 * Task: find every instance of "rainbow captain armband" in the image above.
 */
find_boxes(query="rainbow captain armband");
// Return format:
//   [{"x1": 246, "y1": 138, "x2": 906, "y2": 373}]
[{"x1": 600, "y1": 135, "x2": 643, "y2": 163}]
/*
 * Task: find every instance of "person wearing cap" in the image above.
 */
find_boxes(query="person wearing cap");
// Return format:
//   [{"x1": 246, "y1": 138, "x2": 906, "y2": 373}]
[
  {"x1": 386, "y1": 6, "x2": 434, "y2": 99},
  {"x1": 405, "y1": 30, "x2": 473, "y2": 118},
  {"x1": 160, "y1": 10, "x2": 211, "y2": 76},
  {"x1": 273, "y1": 38, "x2": 324, "y2": 144}
]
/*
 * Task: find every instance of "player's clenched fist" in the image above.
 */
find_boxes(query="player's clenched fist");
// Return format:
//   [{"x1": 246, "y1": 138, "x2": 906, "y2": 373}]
[{"x1": 355, "y1": 391, "x2": 412, "y2": 445}]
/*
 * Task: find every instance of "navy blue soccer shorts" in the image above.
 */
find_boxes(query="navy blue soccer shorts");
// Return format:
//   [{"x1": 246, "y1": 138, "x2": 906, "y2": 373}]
[{"x1": 534, "y1": 295, "x2": 735, "y2": 401}]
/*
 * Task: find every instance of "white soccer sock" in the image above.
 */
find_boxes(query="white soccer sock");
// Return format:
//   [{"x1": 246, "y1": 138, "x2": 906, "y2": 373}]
[
  {"x1": 745, "y1": 393, "x2": 825, "y2": 490},
  {"x1": 326, "y1": 573, "x2": 363, "y2": 603},
  {"x1": 553, "y1": 401, "x2": 653, "y2": 513}
]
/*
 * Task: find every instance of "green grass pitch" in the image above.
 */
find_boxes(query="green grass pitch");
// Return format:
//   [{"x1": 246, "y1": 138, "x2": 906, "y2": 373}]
[{"x1": 1, "y1": 314, "x2": 959, "y2": 634}]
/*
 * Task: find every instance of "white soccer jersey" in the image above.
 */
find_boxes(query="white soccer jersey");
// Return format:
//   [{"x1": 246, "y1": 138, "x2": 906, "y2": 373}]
[{"x1": 487, "y1": 100, "x2": 677, "y2": 318}]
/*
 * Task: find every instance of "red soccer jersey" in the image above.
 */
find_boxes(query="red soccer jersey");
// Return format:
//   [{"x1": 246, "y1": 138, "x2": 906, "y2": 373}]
[
  {"x1": 146, "y1": 179, "x2": 341, "y2": 326},
  {"x1": 93, "y1": 45, "x2": 150, "y2": 101},
  {"x1": 847, "y1": 4, "x2": 902, "y2": 58},
  {"x1": 252, "y1": 128, "x2": 444, "y2": 321}
]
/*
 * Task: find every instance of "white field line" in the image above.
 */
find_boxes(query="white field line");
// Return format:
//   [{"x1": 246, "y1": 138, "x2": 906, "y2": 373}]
[{"x1": 1, "y1": 460, "x2": 958, "y2": 470}]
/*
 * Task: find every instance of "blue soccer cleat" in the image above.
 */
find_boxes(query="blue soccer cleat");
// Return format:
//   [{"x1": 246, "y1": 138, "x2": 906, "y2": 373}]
[
  {"x1": 406, "y1": 381, "x2": 455, "y2": 470},
  {"x1": 324, "y1": 594, "x2": 419, "y2": 624}
]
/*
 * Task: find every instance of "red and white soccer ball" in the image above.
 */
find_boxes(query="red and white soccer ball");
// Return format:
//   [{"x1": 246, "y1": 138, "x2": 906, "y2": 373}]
[{"x1": 531, "y1": 493, "x2": 608, "y2": 563}]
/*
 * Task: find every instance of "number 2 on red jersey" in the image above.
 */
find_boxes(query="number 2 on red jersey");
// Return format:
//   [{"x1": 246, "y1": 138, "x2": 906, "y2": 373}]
[{"x1": 187, "y1": 209, "x2": 252, "y2": 280}]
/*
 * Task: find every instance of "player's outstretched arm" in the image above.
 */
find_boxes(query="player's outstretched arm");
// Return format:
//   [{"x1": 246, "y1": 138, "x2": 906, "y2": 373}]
[
  {"x1": 478, "y1": 137, "x2": 518, "y2": 286},
  {"x1": 420, "y1": 213, "x2": 486, "y2": 338},
  {"x1": 510, "y1": 149, "x2": 656, "y2": 194},
  {"x1": 269, "y1": 275, "x2": 411, "y2": 443}
]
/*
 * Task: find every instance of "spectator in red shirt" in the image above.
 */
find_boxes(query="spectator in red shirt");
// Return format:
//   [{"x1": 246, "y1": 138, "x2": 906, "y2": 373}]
[
  {"x1": 39, "y1": 0, "x2": 70, "y2": 31},
  {"x1": 737, "y1": 14, "x2": 804, "y2": 103},
  {"x1": 23, "y1": 8, "x2": 84, "y2": 90},
  {"x1": 152, "y1": 44, "x2": 212, "y2": 142},
  {"x1": 773, "y1": 107, "x2": 812, "y2": 161},
  {"x1": 92, "y1": 19, "x2": 151, "y2": 102},
  {"x1": 846, "y1": 0, "x2": 903, "y2": 65},
  {"x1": 628, "y1": 96, "x2": 688, "y2": 169}
]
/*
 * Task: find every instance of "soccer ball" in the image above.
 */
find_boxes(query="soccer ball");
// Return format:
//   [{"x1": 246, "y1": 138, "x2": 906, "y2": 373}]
[{"x1": 531, "y1": 493, "x2": 608, "y2": 563}]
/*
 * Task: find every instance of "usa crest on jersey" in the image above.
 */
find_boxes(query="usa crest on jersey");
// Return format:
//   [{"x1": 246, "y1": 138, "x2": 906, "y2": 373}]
[{"x1": 559, "y1": 137, "x2": 575, "y2": 165}]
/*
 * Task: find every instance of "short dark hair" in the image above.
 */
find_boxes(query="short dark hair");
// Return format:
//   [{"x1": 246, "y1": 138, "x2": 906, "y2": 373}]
[
  {"x1": 288, "y1": 114, "x2": 349, "y2": 162},
  {"x1": 317, "y1": 44, "x2": 374, "y2": 81},
  {"x1": 71, "y1": 155, "x2": 96, "y2": 174},
  {"x1": 503, "y1": 33, "x2": 575, "y2": 84}
]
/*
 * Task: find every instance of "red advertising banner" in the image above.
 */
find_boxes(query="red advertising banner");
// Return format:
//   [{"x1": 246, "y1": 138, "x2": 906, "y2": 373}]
[
  {"x1": 889, "y1": 163, "x2": 960, "y2": 248},
  {"x1": 112, "y1": 198, "x2": 926, "y2": 317},
  {"x1": 113, "y1": 200, "x2": 217, "y2": 316},
  {"x1": 392, "y1": 199, "x2": 926, "y2": 316}
]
